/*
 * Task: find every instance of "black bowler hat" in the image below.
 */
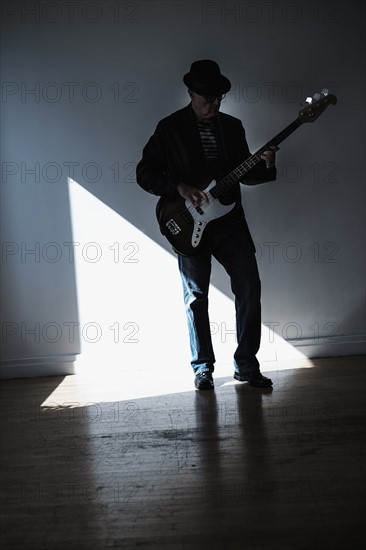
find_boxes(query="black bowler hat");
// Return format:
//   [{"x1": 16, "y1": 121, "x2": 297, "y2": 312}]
[{"x1": 183, "y1": 60, "x2": 231, "y2": 95}]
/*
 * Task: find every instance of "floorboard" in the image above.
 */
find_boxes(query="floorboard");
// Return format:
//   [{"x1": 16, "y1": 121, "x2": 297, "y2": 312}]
[{"x1": 0, "y1": 356, "x2": 365, "y2": 549}]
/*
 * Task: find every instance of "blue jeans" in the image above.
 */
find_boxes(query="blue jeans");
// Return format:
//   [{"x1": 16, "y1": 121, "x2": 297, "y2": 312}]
[{"x1": 178, "y1": 206, "x2": 261, "y2": 376}]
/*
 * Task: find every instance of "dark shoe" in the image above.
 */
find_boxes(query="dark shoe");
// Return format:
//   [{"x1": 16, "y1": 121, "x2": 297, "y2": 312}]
[
  {"x1": 195, "y1": 372, "x2": 214, "y2": 390},
  {"x1": 234, "y1": 371, "x2": 273, "y2": 387}
]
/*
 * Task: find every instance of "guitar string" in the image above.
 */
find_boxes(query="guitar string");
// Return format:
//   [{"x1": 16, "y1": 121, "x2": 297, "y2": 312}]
[
  {"x1": 169, "y1": 119, "x2": 302, "y2": 229},
  {"x1": 171, "y1": 150, "x2": 272, "y2": 227},
  {"x1": 171, "y1": 155, "x2": 261, "y2": 228},
  {"x1": 165, "y1": 95, "x2": 336, "y2": 235}
]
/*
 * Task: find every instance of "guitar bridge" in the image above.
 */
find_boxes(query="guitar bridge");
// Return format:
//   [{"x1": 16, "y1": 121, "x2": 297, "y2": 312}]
[{"x1": 166, "y1": 219, "x2": 181, "y2": 235}]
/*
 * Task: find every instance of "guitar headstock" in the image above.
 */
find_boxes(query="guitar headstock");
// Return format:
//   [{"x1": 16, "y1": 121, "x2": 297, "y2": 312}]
[{"x1": 298, "y1": 89, "x2": 337, "y2": 123}]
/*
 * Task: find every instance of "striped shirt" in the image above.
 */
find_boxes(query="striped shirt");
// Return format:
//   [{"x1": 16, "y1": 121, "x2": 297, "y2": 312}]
[{"x1": 196, "y1": 120, "x2": 221, "y2": 164}]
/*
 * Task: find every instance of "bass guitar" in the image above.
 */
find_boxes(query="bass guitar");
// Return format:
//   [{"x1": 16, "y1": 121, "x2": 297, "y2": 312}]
[{"x1": 156, "y1": 89, "x2": 337, "y2": 256}]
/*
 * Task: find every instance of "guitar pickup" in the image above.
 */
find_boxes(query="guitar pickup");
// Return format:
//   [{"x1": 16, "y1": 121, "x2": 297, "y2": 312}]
[{"x1": 166, "y1": 219, "x2": 181, "y2": 235}]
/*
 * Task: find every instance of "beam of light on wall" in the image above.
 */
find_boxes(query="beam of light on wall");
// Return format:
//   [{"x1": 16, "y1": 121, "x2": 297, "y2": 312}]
[{"x1": 41, "y1": 178, "x2": 308, "y2": 407}]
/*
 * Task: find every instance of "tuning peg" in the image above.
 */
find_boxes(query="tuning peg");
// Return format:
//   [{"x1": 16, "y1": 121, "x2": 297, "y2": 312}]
[
  {"x1": 313, "y1": 93, "x2": 321, "y2": 101},
  {"x1": 305, "y1": 97, "x2": 313, "y2": 104},
  {"x1": 321, "y1": 88, "x2": 329, "y2": 96}
]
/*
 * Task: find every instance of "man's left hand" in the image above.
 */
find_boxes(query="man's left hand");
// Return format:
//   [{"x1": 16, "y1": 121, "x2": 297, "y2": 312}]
[{"x1": 261, "y1": 145, "x2": 279, "y2": 169}]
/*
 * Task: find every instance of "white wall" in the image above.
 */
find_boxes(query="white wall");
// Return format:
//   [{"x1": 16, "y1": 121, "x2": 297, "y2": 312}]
[{"x1": 1, "y1": 0, "x2": 365, "y2": 378}]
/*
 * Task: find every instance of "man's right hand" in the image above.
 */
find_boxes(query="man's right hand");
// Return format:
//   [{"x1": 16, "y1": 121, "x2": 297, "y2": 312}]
[{"x1": 177, "y1": 182, "x2": 208, "y2": 208}]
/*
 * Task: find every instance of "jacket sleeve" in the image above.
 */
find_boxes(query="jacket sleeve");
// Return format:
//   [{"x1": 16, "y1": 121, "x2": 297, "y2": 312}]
[
  {"x1": 136, "y1": 122, "x2": 179, "y2": 199},
  {"x1": 236, "y1": 122, "x2": 277, "y2": 186}
]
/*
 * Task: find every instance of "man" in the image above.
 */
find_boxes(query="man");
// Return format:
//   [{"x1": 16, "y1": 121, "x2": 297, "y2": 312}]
[{"x1": 136, "y1": 60, "x2": 278, "y2": 390}]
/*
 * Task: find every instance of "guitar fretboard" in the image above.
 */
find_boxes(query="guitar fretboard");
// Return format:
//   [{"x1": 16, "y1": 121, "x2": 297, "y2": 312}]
[{"x1": 211, "y1": 119, "x2": 302, "y2": 198}]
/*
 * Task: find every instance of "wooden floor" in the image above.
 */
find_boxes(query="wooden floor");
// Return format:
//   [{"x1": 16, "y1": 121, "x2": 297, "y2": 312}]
[{"x1": 0, "y1": 356, "x2": 365, "y2": 550}]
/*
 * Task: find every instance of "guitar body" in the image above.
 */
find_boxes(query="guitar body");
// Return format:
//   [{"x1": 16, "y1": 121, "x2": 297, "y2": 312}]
[{"x1": 156, "y1": 179, "x2": 236, "y2": 256}]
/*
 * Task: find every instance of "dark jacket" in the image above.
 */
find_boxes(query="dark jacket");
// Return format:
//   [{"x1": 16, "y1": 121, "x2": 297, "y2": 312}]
[{"x1": 136, "y1": 103, "x2": 276, "y2": 204}]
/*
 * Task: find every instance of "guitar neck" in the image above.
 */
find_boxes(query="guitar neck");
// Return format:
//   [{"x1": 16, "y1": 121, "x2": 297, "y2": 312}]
[{"x1": 212, "y1": 118, "x2": 302, "y2": 197}]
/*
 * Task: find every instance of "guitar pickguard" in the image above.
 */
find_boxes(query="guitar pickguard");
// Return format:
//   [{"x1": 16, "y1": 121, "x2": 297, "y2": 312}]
[{"x1": 186, "y1": 179, "x2": 236, "y2": 248}]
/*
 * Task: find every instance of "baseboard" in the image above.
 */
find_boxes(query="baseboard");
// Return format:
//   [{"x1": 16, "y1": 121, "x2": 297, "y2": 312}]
[
  {"x1": 0, "y1": 354, "x2": 77, "y2": 379},
  {"x1": 1, "y1": 335, "x2": 364, "y2": 379},
  {"x1": 277, "y1": 334, "x2": 366, "y2": 360}
]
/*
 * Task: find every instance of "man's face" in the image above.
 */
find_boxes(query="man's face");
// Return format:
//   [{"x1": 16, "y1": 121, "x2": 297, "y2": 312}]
[{"x1": 189, "y1": 90, "x2": 223, "y2": 121}]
